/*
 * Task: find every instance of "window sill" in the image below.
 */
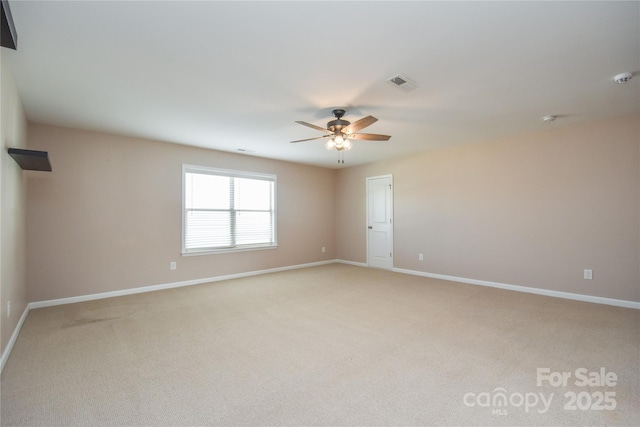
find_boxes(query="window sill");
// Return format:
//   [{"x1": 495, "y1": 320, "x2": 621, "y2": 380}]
[{"x1": 181, "y1": 244, "x2": 278, "y2": 257}]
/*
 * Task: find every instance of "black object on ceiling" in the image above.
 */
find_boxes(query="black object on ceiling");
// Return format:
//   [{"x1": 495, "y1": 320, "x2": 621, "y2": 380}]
[
  {"x1": 8, "y1": 148, "x2": 52, "y2": 172},
  {"x1": 1, "y1": 0, "x2": 17, "y2": 50}
]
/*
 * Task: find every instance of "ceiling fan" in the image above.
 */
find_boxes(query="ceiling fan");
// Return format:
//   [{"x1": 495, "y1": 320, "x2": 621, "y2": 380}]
[{"x1": 290, "y1": 109, "x2": 391, "y2": 154}]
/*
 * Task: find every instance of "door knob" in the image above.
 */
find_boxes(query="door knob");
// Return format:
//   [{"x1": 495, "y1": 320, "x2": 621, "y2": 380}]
[{"x1": 368, "y1": 226, "x2": 373, "y2": 229}]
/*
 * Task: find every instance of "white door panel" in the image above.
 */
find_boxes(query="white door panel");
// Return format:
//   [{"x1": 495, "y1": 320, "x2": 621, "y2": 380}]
[{"x1": 371, "y1": 231, "x2": 388, "y2": 257}]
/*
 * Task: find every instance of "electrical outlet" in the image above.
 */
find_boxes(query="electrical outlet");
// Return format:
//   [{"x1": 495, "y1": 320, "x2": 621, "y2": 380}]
[
  {"x1": 322, "y1": 246, "x2": 326, "y2": 253},
  {"x1": 170, "y1": 262, "x2": 177, "y2": 271},
  {"x1": 584, "y1": 269, "x2": 593, "y2": 280},
  {"x1": 7, "y1": 300, "x2": 10, "y2": 318},
  {"x1": 418, "y1": 253, "x2": 424, "y2": 261}
]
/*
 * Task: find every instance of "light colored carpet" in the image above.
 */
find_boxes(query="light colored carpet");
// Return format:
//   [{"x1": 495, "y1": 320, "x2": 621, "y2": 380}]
[{"x1": 1, "y1": 264, "x2": 638, "y2": 426}]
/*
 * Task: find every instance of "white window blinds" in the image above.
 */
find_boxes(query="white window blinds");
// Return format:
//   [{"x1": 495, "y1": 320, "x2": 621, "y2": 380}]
[{"x1": 183, "y1": 165, "x2": 276, "y2": 254}]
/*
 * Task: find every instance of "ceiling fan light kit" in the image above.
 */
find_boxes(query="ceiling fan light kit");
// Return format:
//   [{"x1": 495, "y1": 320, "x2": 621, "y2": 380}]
[{"x1": 325, "y1": 136, "x2": 352, "y2": 151}]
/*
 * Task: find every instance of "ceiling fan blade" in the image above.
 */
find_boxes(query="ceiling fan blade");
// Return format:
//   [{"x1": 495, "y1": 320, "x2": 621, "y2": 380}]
[
  {"x1": 347, "y1": 133, "x2": 391, "y2": 141},
  {"x1": 295, "y1": 120, "x2": 332, "y2": 133},
  {"x1": 342, "y1": 115, "x2": 378, "y2": 134},
  {"x1": 290, "y1": 135, "x2": 333, "y2": 143}
]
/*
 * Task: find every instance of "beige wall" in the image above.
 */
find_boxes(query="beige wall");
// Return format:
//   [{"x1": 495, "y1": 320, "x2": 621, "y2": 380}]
[
  {"x1": 336, "y1": 115, "x2": 640, "y2": 302},
  {"x1": 27, "y1": 124, "x2": 336, "y2": 301},
  {"x1": 1, "y1": 54, "x2": 29, "y2": 355}
]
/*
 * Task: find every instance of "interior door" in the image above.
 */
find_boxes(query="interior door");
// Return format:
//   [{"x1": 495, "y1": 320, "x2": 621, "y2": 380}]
[{"x1": 367, "y1": 175, "x2": 393, "y2": 269}]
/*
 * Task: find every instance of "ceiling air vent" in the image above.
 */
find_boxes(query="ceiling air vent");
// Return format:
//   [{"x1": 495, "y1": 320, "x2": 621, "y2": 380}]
[{"x1": 387, "y1": 74, "x2": 418, "y2": 91}]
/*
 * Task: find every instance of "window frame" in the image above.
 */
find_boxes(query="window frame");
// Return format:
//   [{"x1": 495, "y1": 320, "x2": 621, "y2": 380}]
[{"x1": 182, "y1": 164, "x2": 277, "y2": 256}]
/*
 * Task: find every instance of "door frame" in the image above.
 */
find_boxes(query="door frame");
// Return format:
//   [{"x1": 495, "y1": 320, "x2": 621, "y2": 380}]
[{"x1": 366, "y1": 174, "x2": 394, "y2": 269}]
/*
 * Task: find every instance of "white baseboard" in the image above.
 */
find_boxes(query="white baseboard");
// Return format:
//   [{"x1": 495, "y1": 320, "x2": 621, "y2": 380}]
[
  {"x1": 29, "y1": 259, "x2": 336, "y2": 309},
  {"x1": 335, "y1": 259, "x2": 368, "y2": 267},
  {"x1": 1, "y1": 304, "x2": 30, "y2": 373},
  {"x1": 392, "y1": 267, "x2": 640, "y2": 310}
]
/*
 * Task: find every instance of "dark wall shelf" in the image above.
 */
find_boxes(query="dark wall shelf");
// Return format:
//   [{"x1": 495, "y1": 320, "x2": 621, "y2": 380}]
[
  {"x1": 1, "y1": 0, "x2": 17, "y2": 50},
  {"x1": 8, "y1": 148, "x2": 52, "y2": 171}
]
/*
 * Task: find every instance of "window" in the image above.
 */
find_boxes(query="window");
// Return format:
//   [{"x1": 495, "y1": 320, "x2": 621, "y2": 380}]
[{"x1": 182, "y1": 165, "x2": 276, "y2": 254}]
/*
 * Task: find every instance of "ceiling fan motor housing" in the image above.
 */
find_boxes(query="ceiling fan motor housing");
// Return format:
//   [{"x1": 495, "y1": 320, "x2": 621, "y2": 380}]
[
  {"x1": 328, "y1": 119, "x2": 350, "y2": 133},
  {"x1": 328, "y1": 109, "x2": 350, "y2": 133}
]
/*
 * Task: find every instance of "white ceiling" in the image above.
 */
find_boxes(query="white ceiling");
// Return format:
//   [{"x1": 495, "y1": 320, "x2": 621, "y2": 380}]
[{"x1": 4, "y1": 1, "x2": 639, "y2": 168}]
